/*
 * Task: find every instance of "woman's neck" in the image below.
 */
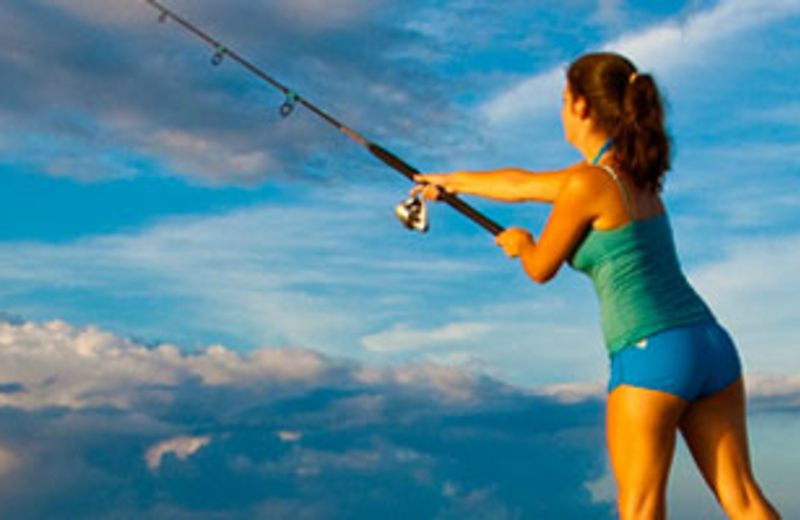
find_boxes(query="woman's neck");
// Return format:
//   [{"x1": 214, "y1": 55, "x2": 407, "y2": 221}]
[{"x1": 577, "y1": 132, "x2": 612, "y2": 164}]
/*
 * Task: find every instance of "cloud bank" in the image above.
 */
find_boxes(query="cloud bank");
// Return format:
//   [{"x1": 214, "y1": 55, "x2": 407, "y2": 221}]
[
  {"x1": 1, "y1": 317, "x2": 799, "y2": 518},
  {"x1": 0, "y1": 318, "x2": 616, "y2": 519}
]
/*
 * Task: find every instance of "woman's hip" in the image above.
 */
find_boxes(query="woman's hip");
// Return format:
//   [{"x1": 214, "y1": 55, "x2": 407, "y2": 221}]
[{"x1": 608, "y1": 321, "x2": 742, "y2": 402}]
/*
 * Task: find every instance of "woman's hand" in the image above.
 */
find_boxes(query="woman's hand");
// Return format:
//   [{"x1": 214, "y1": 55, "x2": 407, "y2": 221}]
[
  {"x1": 495, "y1": 228, "x2": 535, "y2": 258},
  {"x1": 410, "y1": 173, "x2": 455, "y2": 201}
]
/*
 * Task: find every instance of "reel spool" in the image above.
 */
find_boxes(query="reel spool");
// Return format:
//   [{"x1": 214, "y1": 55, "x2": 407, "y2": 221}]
[{"x1": 395, "y1": 195, "x2": 429, "y2": 233}]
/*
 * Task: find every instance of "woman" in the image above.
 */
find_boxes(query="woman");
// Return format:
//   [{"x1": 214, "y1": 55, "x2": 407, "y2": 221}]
[{"x1": 413, "y1": 52, "x2": 780, "y2": 520}]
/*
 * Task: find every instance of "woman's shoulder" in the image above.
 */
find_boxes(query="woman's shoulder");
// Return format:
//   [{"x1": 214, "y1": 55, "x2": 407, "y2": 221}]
[
  {"x1": 561, "y1": 162, "x2": 620, "y2": 195},
  {"x1": 551, "y1": 163, "x2": 624, "y2": 226},
  {"x1": 563, "y1": 162, "x2": 667, "y2": 228}
]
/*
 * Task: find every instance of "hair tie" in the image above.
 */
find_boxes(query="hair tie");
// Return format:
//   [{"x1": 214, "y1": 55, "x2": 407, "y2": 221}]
[{"x1": 628, "y1": 72, "x2": 639, "y2": 84}]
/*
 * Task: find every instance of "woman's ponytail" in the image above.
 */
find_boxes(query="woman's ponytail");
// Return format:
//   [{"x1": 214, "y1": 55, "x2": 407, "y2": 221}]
[
  {"x1": 567, "y1": 53, "x2": 672, "y2": 192},
  {"x1": 616, "y1": 73, "x2": 670, "y2": 191}
]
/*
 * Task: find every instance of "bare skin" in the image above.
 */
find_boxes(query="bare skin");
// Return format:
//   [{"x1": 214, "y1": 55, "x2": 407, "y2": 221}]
[{"x1": 413, "y1": 85, "x2": 781, "y2": 519}]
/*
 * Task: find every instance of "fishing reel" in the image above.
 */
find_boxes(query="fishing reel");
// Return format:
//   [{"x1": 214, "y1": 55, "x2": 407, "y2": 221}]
[
  {"x1": 280, "y1": 91, "x2": 298, "y2": 118},
  {"x1": 395, "y1": 194, "x2": 429, "y2": 233},
  {"x1": 211, "y1": 46, "x2": 227, "y2": 66}
]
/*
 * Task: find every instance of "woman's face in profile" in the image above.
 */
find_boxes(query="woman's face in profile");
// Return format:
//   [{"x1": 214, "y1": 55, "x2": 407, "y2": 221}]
[{"x1": 561, "y1": 84, "x2": 581, "y2": 146}]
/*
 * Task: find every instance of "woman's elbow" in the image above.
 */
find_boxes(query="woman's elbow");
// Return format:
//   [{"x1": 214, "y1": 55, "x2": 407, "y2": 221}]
[
  {"x1": 517, "y1": 248, "x2": 561, "y2": 284},
  {"x1": 525, "y1": 264, "x2": 557, "y2": 284}
]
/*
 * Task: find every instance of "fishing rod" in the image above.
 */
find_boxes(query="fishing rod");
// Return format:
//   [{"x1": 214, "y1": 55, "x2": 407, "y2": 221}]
[{"x1": 143, "y1": 0, "x2": 504, "y2": 236}]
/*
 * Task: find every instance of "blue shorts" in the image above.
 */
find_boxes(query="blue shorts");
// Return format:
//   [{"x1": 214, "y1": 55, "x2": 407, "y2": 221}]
[{"x1": 608, "y1": 321, "x2": 742, "y2": 401}]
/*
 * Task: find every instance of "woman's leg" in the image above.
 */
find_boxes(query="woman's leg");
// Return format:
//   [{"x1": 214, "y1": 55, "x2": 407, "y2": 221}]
[
  {"x1": 607, "y1": 384, "x2": 689, "y2": 520},
  {"x1": 679, "y1": 378, "x2": 781, "y2": 519}
]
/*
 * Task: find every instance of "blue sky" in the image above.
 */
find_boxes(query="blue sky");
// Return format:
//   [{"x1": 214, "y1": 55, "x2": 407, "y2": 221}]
[{"x1": 0, "y1": 0, "x2": 799, "y2": 518}]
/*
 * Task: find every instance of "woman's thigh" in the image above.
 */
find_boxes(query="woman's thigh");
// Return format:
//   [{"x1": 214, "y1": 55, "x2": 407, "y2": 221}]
[
  {"x1": 678, "y1": 378, "x2": 761, "y2": 509},
  {"x1": 607, "y1": 385, "x2": 688, "y2": 517}
]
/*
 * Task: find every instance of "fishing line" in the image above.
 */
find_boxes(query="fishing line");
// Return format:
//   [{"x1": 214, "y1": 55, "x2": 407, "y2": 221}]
[{"x1": 144, "y1": 0, "x2": 504, "y2": 236}]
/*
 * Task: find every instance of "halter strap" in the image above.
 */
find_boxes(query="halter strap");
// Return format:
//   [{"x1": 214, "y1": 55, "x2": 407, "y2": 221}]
[
  {"x1": 591, "y1": 139, "x2": 613, "y2": 165},
  {"x1": 597, "y1": 164, "x2": 635, "y2": 220},
  {"x1": 590, "y1": 139, "x2": 635, "y2": 220}
]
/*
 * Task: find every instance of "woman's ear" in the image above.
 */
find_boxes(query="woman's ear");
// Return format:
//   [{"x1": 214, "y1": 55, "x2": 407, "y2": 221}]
[{"x1": 573, "y1": 95, "x2": 591, "y2": 120}]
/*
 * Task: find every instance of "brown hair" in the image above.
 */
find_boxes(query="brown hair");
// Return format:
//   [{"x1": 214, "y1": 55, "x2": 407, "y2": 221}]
[{"x1": 566, "y1": 52, "x2": 671, "y2": 192}]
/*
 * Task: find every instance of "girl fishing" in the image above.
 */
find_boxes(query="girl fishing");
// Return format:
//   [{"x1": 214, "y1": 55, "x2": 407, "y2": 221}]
[
  {"x1": 145, "y1": 8, "x2": 779, "y2": 516},
  {"x1": 413, "y1": 52, "x2": 780, "y2": 520}
]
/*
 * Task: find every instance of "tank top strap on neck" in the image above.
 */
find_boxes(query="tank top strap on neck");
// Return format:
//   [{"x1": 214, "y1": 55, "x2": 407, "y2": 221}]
[{"x1": 596, "y1": 164, "x2": 635, "y2": 220}]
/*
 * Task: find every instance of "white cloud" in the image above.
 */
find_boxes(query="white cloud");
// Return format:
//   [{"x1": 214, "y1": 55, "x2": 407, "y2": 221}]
[
  {"x1": 531, "y1": 381, "x2": 605, "y2": 404},
  {"x1": 146, "y1": 435, "x2": 213, "y2": 471},
  {"x1": 361, "y1": 321, "x2": 493, "y2": 354},
  {"x1": 0, "y1": 318, "x2": 499, "y2": 411},
  {"x1": 608, "y1": 0, "x2": 800, "y2": 73},
  {"x1": 276, "y1": 430, "x2": 303, "y2": 443},
  {"x1": 146, "y1": 129, "x2": 277, "y2": 185},
  {"x1": 0, "y1": 320, "x2": 178, "y2": 410},
  {"x1": 356, "y1": 361, "x2": 485, "y2": 403},
  {"x1": 747, "y1": 374, "x2": 800, "y2": 407},
  {"x1": 182, "y1": 345, "x2": 327, "y2": 386},
  {"x1": 481, "y1": 0, "x2": 800, "y2": 126},
  {"x1": 45, "y1": 152, "x2": 140, "y2": 183},
  {"x1": 0, "y1": 320, "x2": 330, "y2": 411},
  {"x1": 480, "y1": 68, "x2": 564, "y2": 127}
]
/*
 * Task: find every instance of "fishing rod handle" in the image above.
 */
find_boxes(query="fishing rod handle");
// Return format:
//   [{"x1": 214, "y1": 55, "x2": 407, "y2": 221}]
[{"x1": 368, "y1": 144, "x2": 505, "y2": 237}]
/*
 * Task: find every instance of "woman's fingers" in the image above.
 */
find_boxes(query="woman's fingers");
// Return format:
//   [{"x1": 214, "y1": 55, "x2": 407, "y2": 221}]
[
  {"x1": 495, "y1": 228, "x2": 534, "y2": 258},
  {"x1": 409, "y1": 184, "x2": 439, "y2": 200},
  {"x1": 413, "y1": 173, "x2": 439, "y2": 184},
  {"x1": 410, "y1": 174, "x2": 449, "y2": 201},
  {"x1": 423, "y1": 184, "x2": 443, "y2": 200}
]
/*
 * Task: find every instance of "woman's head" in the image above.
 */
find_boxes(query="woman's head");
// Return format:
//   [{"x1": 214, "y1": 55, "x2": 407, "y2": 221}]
[{"x1": 565, "y1": 52, "x2": 671, "y2": 192}]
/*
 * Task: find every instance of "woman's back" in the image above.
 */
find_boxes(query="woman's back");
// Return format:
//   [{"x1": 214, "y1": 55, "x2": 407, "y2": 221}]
[{"x1": 572, "y1": 211, "x2": 714, "y2": 355}]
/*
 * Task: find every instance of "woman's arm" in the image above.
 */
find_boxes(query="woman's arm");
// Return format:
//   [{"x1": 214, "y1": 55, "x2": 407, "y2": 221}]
[
  {"x1": 496, "y1": 168, "x2": 602, "y2": 283},
  {"x1": 413, "y1": 162, "x2": 585, "y2": 203}
]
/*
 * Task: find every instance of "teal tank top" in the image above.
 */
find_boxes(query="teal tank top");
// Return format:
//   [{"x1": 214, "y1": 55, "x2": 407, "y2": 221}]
[{"x1": 569, "y1": 165, "x2": 715, "y2": 356}]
